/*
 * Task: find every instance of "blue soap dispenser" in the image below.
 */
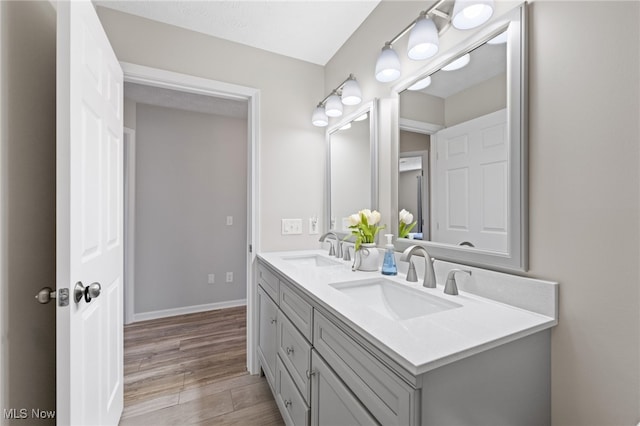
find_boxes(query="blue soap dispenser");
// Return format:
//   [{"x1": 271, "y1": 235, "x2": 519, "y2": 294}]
[{"x1": 381, "y1": 234, "x2": 398, "y2": 276}]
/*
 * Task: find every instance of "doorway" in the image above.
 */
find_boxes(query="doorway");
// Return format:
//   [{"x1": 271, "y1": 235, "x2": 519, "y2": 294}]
[{"x1": 121, "y1": 63, "x2": 260, "y2": 375}]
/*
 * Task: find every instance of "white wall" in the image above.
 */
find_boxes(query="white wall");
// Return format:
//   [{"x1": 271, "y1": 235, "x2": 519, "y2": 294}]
[
  {"x1": 134, "y1": 103, "x2": 247, "y2": 314},
  {"x1": 0, "y1": 1, "x2": 56, "y2": 423},
  {"x1": 325, "y1": 1, "x2": 640, "y2": 424},
  {"x1": 96, "y1": 7, "x2": 327, "y2": 252}
]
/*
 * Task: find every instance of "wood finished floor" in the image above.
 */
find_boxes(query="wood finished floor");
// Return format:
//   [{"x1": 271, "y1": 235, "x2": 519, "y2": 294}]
[{"x1": 120, "y1": 306, "x2": 284, "y2": 426}]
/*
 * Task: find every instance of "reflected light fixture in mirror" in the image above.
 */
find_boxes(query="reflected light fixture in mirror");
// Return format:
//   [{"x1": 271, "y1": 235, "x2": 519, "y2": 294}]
[
  {"x1": 374, "y1": 0, "x2": 494, "y2": 83},
  {"x1": 441, "y1": 53, "x2": 471, "y2": 71},
  {"x1": 311, "y1": 74, "x2": 362, "y2": 127},
  {"x1": 407, "y1": 76, "x2": 432, "y2": 91}
]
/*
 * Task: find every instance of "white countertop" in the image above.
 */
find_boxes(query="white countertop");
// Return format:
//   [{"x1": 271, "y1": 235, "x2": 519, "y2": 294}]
[{"x1": 258, "y1": 249, "x2": 558, "y2": 376}]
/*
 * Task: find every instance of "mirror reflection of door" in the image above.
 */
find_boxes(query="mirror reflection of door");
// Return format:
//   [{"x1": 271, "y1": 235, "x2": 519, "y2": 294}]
[
  {"x1": 398, "y1": 32, "x2": 508, "y2": 252},
  {"x1": 399, "y1": 138, "x2": 429, "y2": 240}
]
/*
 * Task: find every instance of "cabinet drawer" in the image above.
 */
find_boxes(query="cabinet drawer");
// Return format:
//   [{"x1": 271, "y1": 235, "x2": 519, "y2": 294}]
[
  {"x1": 313, "y1": 311, "x2": 418, "y2": 426},
  {"x1": 279, "y1": 280, "x2": 313, "y2": 341},
  {"x1": 258, "y1": 263, "x2": 279, "y2": 302},
  {"x1": 278, "y1": 312, "x2": 312, "y2": 402},
  {"x1": 276, "y1": 356, "x2": 310, "y2": 426}
]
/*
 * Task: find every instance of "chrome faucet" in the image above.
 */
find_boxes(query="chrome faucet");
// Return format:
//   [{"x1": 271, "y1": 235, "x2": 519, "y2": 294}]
[
  {"x1": 444, "y1": 269, "x2": 471, "y2": 295},
  {"x1": 318, "y1": 231, "x2": 342, "y2": 258},
  {"x1": 400, "y1": 245, "x2": 436, "y2": 288}
]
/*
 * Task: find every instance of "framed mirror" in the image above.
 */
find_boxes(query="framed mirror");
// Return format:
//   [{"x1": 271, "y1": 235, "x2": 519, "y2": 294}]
[
  {"x1": 392, "y1": 4, "x2": 527, "y2": 272},
  {"x1": 326, "y1": 100, "x2": 378, "y2": 235}
]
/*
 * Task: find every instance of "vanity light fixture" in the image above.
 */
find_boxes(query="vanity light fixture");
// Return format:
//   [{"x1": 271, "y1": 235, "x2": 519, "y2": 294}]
[
  {"x1": 407, "y1": 12, "x2": 439, "y2": 60},
  {"x1": 373, "y1": 0, "x2": 494, "y2": 83},
  {"x1": 451, "y1": 0, "x2": 494, "y2": 30},
  {"x1": 375, "y1": 43, "x2": 402, "y2": 82},
  {"x1": 341, "y1": 77, "x2": 363, "y2": 105},
  {"x1": 311, "y1": 74, "x2": 363, "y2": 127},
  {"x1": 441, "y1": 53, "x2": 470, "y2": 71},
  {"x1": 312, "y1": 104, "x2": 329, "y2": 127},
  {"x1": 325, "y1": 94, "x2": 343, "y2": 117}
]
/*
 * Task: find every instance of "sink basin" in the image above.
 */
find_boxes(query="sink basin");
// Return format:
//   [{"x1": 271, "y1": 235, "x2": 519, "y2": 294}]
[
  {"x1": 330, "y1": 278, "x2": 462, "y2": 320},
  {"x1": 281, "y1": 254, "x2": 343, "y2": 267}
]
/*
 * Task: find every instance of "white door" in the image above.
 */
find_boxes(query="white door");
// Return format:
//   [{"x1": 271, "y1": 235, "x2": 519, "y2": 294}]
[
  {"x1": 56, "y1": 1, "x2": 124, "y2": 425},
  {"x1": 432, "y1": 109, "x2": 508, "y2": 252}
]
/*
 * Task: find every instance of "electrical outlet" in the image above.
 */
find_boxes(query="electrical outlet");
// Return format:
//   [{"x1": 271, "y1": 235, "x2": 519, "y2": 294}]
[
  {"x1": 226, "y1": 272, "x2": 233, "y2": 283},
  {"x1": 208, "y1": 274, "x2": 215, "y2": 284},
  {"x1": 281, "y1": 218, "x2": 303, "y2": 235},
  {"x1": 309, "y1": 217, "x2": 319, "y2": 235},
  {"x1": 226, "y1": 216, "x2": 233, "y2": 226}
]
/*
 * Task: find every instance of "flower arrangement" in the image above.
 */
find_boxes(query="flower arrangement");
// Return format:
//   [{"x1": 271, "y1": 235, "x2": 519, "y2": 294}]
[
  {"x1": 398, "y1": 209, "x2": 417, "y2": 238},
  {"x1": 347, "y1": 209, "x2": 384, "y2": 251}
]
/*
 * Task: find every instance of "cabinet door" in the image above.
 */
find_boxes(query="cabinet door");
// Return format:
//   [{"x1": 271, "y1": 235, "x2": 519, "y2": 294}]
[
  {"x1": 257, "y1": 285, "x2": 278, "y2": 386},
  {"x1": 311, "y1": 351, "x2": 378, "y2": 426}
]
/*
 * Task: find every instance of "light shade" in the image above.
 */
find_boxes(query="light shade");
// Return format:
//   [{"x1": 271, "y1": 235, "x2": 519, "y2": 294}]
[
  {"x1": 341, "y1": 78, "x2": 362, "y2": 106},
  {"x1": 407, "y1": 15, "x2": 439, "y2": 60},
  {"x1": 407, "y1": 76, "x2": 432, "y2": 91},
  {"x1": 354, "y1": 112, "x2": 368, "y2": 122},
  {"x1": 325, "y1": 95, "x2": 343, "y2": 117},
  {"x1": 311, "y1": 105, "x2": 328, "y2": 127},
  {"x1": 442, "y1": 53, "x2": 470, "y2": 71},
  {"x1": 452, "y1": 0, "x2": 494, "y2": 30},
  {"x1": 487, "y1": 30, "x2": 508, "y2": 44},
  {"x1": 375, "y1": 44, "x2": 401, "y2": 83}
]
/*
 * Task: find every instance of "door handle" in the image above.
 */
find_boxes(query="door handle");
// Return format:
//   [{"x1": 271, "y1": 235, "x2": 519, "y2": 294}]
[
  {"x1": 35, "y1": 287, "x2": 69, "y2": 306},
  {"x1": 74, "y1": 281, "x2": 102, "y2": 304}
]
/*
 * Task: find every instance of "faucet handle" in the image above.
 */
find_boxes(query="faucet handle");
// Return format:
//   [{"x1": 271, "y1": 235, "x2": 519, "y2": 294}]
[
  {"x1": 406, "y1": 260, "x2": 418, "y2": 282},
  {"x1": 327, "y1": 241, "x2": 336, "y2": 256},
  {"x1": 342, "y1": 243, "x2": 351, "y2": 261},
  {"x1": 444, "y1": 269, "x2": 471, "y2": 295}
]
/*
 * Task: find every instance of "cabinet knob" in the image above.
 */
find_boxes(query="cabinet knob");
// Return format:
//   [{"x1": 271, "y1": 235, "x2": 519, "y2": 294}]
[
  {"x1": 284, "y1": 399, "x2": 292, "y2": 408},
  {"x1": 286, "y1": 346, "x2": 294, "y2": 355},
  {"x1": 305, "y1": 369, "x2": 316, "y2": 379},
  {"x1": 270, "y1": 317, "x2": 277, "y2": 324}
]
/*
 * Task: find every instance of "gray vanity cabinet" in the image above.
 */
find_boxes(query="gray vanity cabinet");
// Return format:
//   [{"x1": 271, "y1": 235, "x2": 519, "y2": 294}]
[
  {"x1": 310, "y1": 350, "x2": 378, "y2": 426},
  {"x1": 257, "y1": 285, "x2": 278, "y2": 386}
]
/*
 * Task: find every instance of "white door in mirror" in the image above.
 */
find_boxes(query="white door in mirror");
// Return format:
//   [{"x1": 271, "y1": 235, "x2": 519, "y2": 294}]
[{"x1": 432, "y1": 109, "x2": 507, "y2": 252}]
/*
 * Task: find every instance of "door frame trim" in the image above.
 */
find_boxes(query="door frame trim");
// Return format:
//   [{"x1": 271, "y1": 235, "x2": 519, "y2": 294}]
[{"x1": 120, "y1": 62, "x2": 261, "y2": 374}]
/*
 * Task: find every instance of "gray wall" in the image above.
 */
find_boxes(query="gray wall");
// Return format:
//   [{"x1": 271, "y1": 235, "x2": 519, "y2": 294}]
[
  {"x1": 0, "y1": 1, "x2": 56, "y2": 423},
  {"x1": 97, "y1": 6, "x2": 327, "y2": 252},
  {"x1": 326, "y1": 1, "x2": 640, "y2": 424},
  {"x1": 134, "y1": 103, "x2": 247, "y2": 313}
]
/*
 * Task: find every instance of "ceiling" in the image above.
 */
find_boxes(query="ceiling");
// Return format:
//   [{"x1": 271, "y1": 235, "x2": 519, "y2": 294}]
[{"x1": 94, "y1": 0, "x2": 381, "y2": 65}]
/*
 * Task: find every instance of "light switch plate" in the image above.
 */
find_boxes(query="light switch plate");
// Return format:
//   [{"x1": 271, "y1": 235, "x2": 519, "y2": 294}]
[{"x1": 281, "y1": 218, "x2": 303, "y2": 235}]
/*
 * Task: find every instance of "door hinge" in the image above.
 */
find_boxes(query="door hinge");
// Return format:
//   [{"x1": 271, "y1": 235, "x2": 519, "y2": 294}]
[{"x1": 249, "y1": 244, "x2": 253, "y2": 253}]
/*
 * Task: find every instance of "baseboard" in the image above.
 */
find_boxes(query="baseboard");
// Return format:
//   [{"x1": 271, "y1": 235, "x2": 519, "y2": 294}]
[{"x1": 133, "y1": 299, "x2": 247, "y2": 323}]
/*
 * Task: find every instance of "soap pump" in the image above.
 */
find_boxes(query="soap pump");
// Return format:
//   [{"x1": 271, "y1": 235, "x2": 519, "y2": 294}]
[{"x1": 381, "y1": 234, "x2": 398, "y2": 276}]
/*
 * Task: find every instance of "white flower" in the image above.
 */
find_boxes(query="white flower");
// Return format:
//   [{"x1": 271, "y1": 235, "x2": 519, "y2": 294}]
[
  {"x1": 399, "y1": 209, "x2": 414, "y2": 224},
  {"x1": 348, "y1": 214, "x2": 361, "y2": 227},
  {"x1": 369, "y1": 210, "x2": 381, "y2": 225}
]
